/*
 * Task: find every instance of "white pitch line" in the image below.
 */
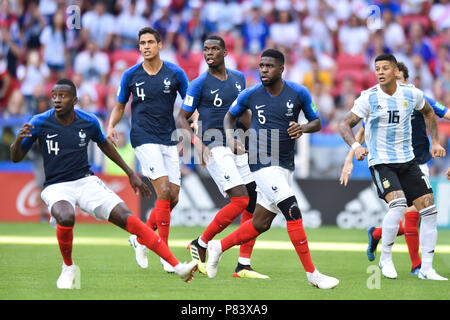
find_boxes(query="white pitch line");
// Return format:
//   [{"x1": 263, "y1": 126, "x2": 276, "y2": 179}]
[{"x1": 1, "y1": 236, "x2": 450, "y2": 253}]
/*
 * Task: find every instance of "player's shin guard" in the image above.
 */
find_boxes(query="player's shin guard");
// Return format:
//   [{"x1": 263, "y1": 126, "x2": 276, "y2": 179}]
[
  {"x1": 286, "y1": 219, "x2": 315, "y2": 273},
  {"x1": 126, "y1": 215, "x2": 178, "y2": 267},
  {"x1": 419, "y1": 205, "x2": 438, "y2": 272},
  {"x1": 155, "y1": 199, "x2": 171, "y2": 245},
  {"x1": 56, "y1": 225, "x2": 73, "y2": 266},
  {"x1": 380, "y1": 198, "x2": 407, "y2": 262},
  {"x1": 404, "y1": 211, "x2": 421, "y2": 269},
  {"x1": 220, "y1": 218, "x2": 260, "y2": 252},
  {"x1": 200, "y1": 196, "x2": 249, "y2": 244},
  {"x1": 238, "y1": 210, "x2": 255, "y2": 264}
]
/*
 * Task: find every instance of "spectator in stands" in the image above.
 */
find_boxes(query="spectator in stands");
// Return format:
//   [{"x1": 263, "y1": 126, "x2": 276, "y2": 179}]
[
  {"x1": 302, "y1": 58, "x2": 333, "y2": 92},
  {"x1": 375, "y1": 0, "x2": 402, "y2": 17},
  {"x1": 366, "y1": 30, "x2": 392, "y2": 70},
  {"x1": 115, "y1": 0, "x2": 147, "y2": 50},
  {"x1": 0, "y1": 51, "x2": 12, "y2": 110},
  {"x1": 74, "y1": 40, "x2": 110, "y2": 85},
  {"x1": 39, "y1": 9, "x2": 69, "y2": 78},
  {"x1": 103, "y1": 121, "x2": 135, "y2": 176},
  {"x1": 38, "y1": 0, "x2": 58, "y2": 24},
  {"x1": 409, "y1": 53, "x2": 434, "y2": 95},
  {"x1": 16, "y1": 50, "x2": 50, "y2": 113},
  {"x1": 268, "y1": 0, "x2": 300, "y2": 50},
  {"x1": 408, "y1": 21, "x2": 435, "y2": 64},
  {"x1": 81, "y1": 0, "x2": 115, "y2": 51},
  {"x1": 430, "y1": 43, "x2": 449, "y2": 78},
  {"x1": 151, "y1": 1, "x2": 178, "y2": 50},
  {"x1": 241, "y1": 2, "x2": 269, "y2": 54},
  {"x1": 334, "y1": 76, "x2": 358, "y2": 110},
  {"x1": 381, "y1": 8, "x2": 406, "y2": 53},
  {"x1": 338, "y1": 13, "x2": 369, "y2": 55},
  {"x1": 18, "y1": 0, "x2": 46, "y2": 50},
  {"x1": 72, "y1": 73, "x2": 98, "y2": 109},
  {"x1": 311, "y1": 80, "x2": 335, "y2": 132},
  {"x1": 430, "y1": 0, "x2": 450, "y2": 32},
  {"x1": 0, "y1": 12, "x2": 22, "y2": 78}
]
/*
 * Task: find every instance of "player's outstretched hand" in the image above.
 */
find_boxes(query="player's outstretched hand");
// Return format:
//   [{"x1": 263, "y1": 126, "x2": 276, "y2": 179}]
[
  {"x1": 106, "y1": 126, "x2": 118, "y2": 148},
  {"x1": 193, "y1": 140, "x2": 211, "y2": 167},
  {"x1": 354, "y1": 146, "x2": 369, "y2": 161},
  {"x1": 227, "y1": 138, "x2": 247, "y2": 155},
  {"x1": 128, "y1": 172, "x2": 151, "y2": 198},
  {"x1": 16, "y1": 123, "x2": 34, "y2": 141},
  {"x1": 431, "y1": 143, "x2": 446, "y2": 159},
  {"x1": 287, "y1": 121, "x2": 303, "y2": 139},
  {"x1": 339, "y1": 162, "x2": 353, "y2": 186}
]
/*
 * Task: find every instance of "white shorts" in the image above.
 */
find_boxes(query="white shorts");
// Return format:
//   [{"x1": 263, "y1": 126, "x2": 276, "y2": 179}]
[
  {"x1": 41, "y1": 175, "x2": 123, "y2": 221},
  {"x1": 206, "y1": 146, "x2": 254, "y2": 198},
  {"x1": 419, "y1": 163, "x2": 429, "y2": 177},
  {"x1": 252, "y1": 166, "x2": 295, "y2": 214},
  {"x1": 134, "y1": 143, "x2": 181, "y2": 186}
]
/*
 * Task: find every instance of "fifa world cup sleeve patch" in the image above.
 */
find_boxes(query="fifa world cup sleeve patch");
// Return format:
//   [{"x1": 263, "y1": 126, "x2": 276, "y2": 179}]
[{"x1": 184, "y1": 95, "x2": 194, "y2": 107}]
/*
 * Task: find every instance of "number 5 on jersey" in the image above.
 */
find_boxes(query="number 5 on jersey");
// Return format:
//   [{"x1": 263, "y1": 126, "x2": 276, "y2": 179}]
[{"x1": 46, "y1": 139, "x2": 60, "y2": 155}]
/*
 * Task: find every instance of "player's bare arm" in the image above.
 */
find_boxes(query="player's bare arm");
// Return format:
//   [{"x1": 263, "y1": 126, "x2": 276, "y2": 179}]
[
  {"x1": 224, "y1": 111, "x2": 246, "y2": 155},
  {"x1": 10, "y1": 123, "x2": 34, "y2": 163},
  {"x1": 98, "y1": 139, "x2": 151, "y2": 197},
  {"x1": 176, "y1": 108, "x2": 210, "y2": 166},
  {"x1": 106, "y1": 102, "x2": 126, "y2": 147},
  {"x1": 444, "y1": 109, "x2": 450, "y2": 120},
  {"x1": 288, "y1": 117, "x2": 321, "y2": 140},
  {"x1": 339, "y1": 126, "x2": 365, "y2": 186},
  {"x1": 420, "y1": 100, "x2": 446, "y2": 159},
  {"x1": 239, "y1": 109, "x2": 252, "y2": 129},
  {"x1": 338, "y1": 111, "x2": 368, "y2": 160}
]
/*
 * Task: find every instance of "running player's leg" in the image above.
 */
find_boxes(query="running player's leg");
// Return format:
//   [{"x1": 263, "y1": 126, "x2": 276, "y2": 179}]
[{"x1": 404, "y1": 206, "x2": 421, "y2": 274}]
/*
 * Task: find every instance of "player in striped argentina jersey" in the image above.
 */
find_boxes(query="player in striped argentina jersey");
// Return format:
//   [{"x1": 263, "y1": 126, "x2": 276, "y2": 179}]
[
  {"x1": 339, "y1": 54, "x2": 447, "y2": 281},
  {"x1": 352, "y1": 81, "x2": 424, "y2": 167}
]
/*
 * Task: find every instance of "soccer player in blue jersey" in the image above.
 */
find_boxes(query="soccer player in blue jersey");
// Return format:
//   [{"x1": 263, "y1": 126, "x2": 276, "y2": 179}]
[
  {"x1": 340, "y1": 62, "x2": 450, "y2": 277},
  {"x1": 107, "y1": 27, "x2": 189, "y2": 273},
  {"x1": 338, "y1": 54, "x2": 447, "y2": 280},
  {"x1": 205, "y1": 49, "x2": 339, "y2": 289},
  {"x1": 10, "y1": 79, "x2": 197, "y2": 289},
  {"x1": 176, "y1": 35, "x2": 268, "y2": 279}
]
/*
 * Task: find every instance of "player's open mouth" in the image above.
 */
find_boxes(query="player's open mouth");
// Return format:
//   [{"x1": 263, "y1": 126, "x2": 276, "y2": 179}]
[
  {"x1": 378, "y1": 77, "x2": 385, "y2": 82},
  {"x1": 206, "y1": 58, "x2": 214, "y2": 64},
  {"x1": 54, "y1": 105, "x2": 62, "y2": 111}
]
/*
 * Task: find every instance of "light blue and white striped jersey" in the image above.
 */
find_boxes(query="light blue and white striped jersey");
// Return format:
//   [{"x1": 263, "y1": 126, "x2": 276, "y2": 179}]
[{"x1": 351, "y1": 82, "x2": 425, "y2": 167}]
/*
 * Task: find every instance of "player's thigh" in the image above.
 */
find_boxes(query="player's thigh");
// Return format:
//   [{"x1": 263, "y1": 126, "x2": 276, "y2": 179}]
[
  {"x1": 407, "y1": 163, "x2": 430, "y2": 212},
  {"x1": 76, "y1": 176, "x2": 124, "y2": 221},
  {"x1": 41, "y1": 181, "x2": 77, "y2": 225},
  {"x1": 161, "y1": 144, "x2": 181, "y2": 186},
  {"x1": 399, "y1": 160, "x2": 433, "y2": 208},
  {"x1": 134, "y1": 143, "x2": 167, "y2": 181},
  {"x1": 252, "y1": 166, "x2": 295, "y2": 214},
  {"x1": 206, "y1": 146, "x2": 245, "y2": 198},
  {"x1": 369, "y1": 164, "x2": 404, "y2": 203}
]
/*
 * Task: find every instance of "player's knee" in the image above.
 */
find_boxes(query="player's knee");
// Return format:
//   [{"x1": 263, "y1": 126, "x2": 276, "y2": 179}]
[
  {"x1": 253, "y1": 220, "x2": 271, "y2": 233},
  {"x1": 156, "y1": 185, "x2": 171, "y2": 200},
  {"x1": 277, "y1": 196, "x2": 302, "y2": 221},
  {"x1": 55, "y1": 211, "x2": 75, "y2": 227}
]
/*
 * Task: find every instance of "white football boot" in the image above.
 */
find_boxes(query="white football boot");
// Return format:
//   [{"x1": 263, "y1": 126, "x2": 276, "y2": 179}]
[
  {"x1": 161, "y1": 257, "x2": 175, "y2": 273},
  {"x1": 174, "y1": 260, "x2": 198, "y2": 282},
  {"x1": 306, "y1": 269, "x2": 339, "y2": 289},
  {"x1": 206, "y1": 240, "x2": 223, "y2": 279},
  {"x1": 129, "y1": 235, "x2": 148, "y2": 269},
  {"x1": 379, "y1": 259, "x2": 398, "y2": 279},
  {"x1": 57, "y1": 263, "x2": 81, "y2": 289},
  {"x1": 418, "y1": 268, "x2": 448, "y2": 281}
]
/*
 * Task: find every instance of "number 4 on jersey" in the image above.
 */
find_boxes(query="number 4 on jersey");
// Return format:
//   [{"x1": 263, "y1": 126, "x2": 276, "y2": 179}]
[{"x1": 46, "y1": 139, "x2": 60, "y2": 155}]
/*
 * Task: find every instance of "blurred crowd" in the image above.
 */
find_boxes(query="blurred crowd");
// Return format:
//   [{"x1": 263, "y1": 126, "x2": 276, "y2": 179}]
[{"x1": 0, "y1": 0, "x2": 449, "y2": 178}]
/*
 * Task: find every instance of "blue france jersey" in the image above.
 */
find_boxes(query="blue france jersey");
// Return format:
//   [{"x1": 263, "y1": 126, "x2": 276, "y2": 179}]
[
  {"x1": 181, "y1": 69, "x2": 245, "y2": 146},
  {"x1": 229, "y1": 80, "x2": 319, "y2": 172},
  {"x1": 117, "y1": 61, "x2": 189, "y2": 147},
  {"x1": 411, "y1": 96, "x2": 448, "y2": 164},
  {"x1": 21, "y1": 109, "x2": 106, "y2": 187}
]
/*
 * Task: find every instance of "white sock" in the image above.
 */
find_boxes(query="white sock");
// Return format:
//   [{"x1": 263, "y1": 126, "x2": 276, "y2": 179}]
[
  {"x1": 238, "y1": 257, "x2": 251, "y2": 266},
  {"x1": 198, "y1": 237, "x2": 207, "y2": 248},
  {"x1": 419, "y1": 205, "x2": 438, "y2": 272},
  {"x1": 380, "y1": 198, "x2": 407, "y2": 262}
]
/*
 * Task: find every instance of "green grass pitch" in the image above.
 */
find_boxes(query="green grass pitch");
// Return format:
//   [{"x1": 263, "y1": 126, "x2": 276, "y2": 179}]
[{"x1": 0, "y1": 222, "x2": 449, "y2": 300}]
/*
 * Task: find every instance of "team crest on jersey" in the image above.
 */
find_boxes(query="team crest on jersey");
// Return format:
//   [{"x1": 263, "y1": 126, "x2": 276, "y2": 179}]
[
  {"x1": 163, "y1": 78, "x2": 171, "y2": 93},
  {"x1": 403, "y1": 101, "x2": 409, "y2": 109},
  {"x1": 235, "y1": 82, "x2": 242, "y2": 92},
  {"x1": 79, "y1": 129, "x2": 87, "y2": 147},
  {"x1": 285, "y1": 100, "x2": 294, "y2": 116},
  {"x1": 382, "y1": 178, "x2": 390, "y2": 189}
]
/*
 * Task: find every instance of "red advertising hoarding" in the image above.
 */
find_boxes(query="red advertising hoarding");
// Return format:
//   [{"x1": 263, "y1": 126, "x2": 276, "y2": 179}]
[{"x1": 0, "y1": 172, "x2": 140, "y2": 223}]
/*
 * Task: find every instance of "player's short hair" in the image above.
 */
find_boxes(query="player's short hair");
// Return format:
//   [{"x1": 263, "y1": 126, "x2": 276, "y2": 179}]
[
  {"x1": 204, "y1": 35, "x2": 226, "y2": 49},
  {"x1": 138, "y1": 27, "x2": 161, "y2": 43},
  {"x1": 261, "y1": 49, "x2": 285, "y2": 65},
  {"x1": 374, "y1": 53, "x2": 398, "y2": 67},
  {"x1": 55, "y1": 78, "x2": 77, "y2": 97},
  {"x1": 397, "y1": 62, "x2": 409, "y2": 80}
]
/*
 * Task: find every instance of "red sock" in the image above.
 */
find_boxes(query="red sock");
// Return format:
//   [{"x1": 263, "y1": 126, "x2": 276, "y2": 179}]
[
  {"x1": 238, "y1": 210, "x2": 255, "y2": 259},
  {"x1": 126, "y1": 215, "x2": 179, "y2": 267},
  {"x1": 221, "y1": 218, "x2": 260, "y2": 252},
  {"x1": 286, "y1": 220, "x2": 315, "y2": 273},
  {"x1": 373, "y1": 227, "x2": 382, "y2": 240},
  {"x1": 200, "y1": 196, "x2": 249, "y2": 244},
  {"x1": 148, "y1": 199, "x2": 171, "y2": 245},
  {"x1": 56, "y1": 225, "x2": 73, "y2": 266},
  {"x1": 404, "y1": 211, "x2": 421, "y2": 269},
  {"x1": 397, "y1": 220, "x2": 404, "y2": 236}
]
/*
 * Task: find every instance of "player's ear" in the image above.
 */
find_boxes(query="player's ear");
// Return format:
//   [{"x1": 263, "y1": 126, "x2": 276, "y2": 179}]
[
  {"x1": 158, "y1": 41, "x2": 162, "y2": 50},
  {"x1": 223, "y1": 48, "x2": 228, "y2": 58},
  {"x1": 280, "y1": 65, "x2": 284, "y2": 74},
  {"x1": 72, "y1": 96, "x2": 78, "y2": 106}
]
